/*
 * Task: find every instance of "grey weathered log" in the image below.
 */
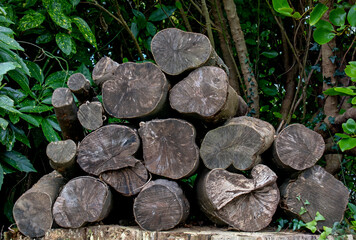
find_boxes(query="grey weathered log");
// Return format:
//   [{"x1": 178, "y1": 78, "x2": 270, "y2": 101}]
[
  {"x1": 46, "y1": 139, "x2": 77, "y2": 178},
  {"x1": 138, "y1": 118, "x2": 199, "y2": 179},
  {"x1": 67, "y1": 73, "x2": 92, "y2": 103},
  {"x1": 196, "y1": 164, "x2": 280, "y2": 231},
  {"x1": 236, "y1": 95, "x2": 248, "y2": 116},
  {"x1": 151, "y1": 28, "x2": 228, "y2": 75},
  {"x1": 324, "y1": 154, "x2": 342, "y2": 175},
  {"x1": 169, "y1": 66, "x2": 238, "y2": 123},
  {"x1": 77, "y1": 101, "x2": 104, "y2": 130},
  {"x1": 52, "y1": 88, "x2": 83, "y2": 142},
  {"x1": 200, "y1": 116, "x2": 275, "y2": 171},
  {"x1": 280, "y1": 165, "x2": 349, "y2": 229},
  {"x1": 272, "y1": 124, "x2": 325, "y2": 171},
  {"x1": 53, "y1": 176, "x2": 112, "y2": 228},
  {"x1": 133, "y1": 179, "x2": 189, "y2": 231},
  {"x1": 13, "y1": 171, "x2": 66, "y2": 238},
  {"x1": 92, "y1": 56, "x2": 119, "y2": 86},
  {"x1": 102, "y1": 62, "x2": 170, "y2": 119},
  {"x1": 100, "y1": 160, "x2": 148, "y2": 196},
  {"x1": 77, "y1": 124, "x2": 140, "y2": 176}
]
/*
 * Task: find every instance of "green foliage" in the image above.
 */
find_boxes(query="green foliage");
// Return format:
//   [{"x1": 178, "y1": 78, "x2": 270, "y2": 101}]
[
  {"x1": 310, "y1": 3, "x2": 328, "y2": 26},
  {"x1": 336, "y1": 119, "x2": 356, "y2": 152},
  {"x1": 18, "y1": 11, "x2": 45, "y2": 31}
]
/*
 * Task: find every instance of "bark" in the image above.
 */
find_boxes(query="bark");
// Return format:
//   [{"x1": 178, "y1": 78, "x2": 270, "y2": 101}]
[
  {"x1": 77, "y1": 101, "x2": 104, "y2": 131},
  {"x1": 92, "y1": 56, "x2": 119, "y2": 87},
  {"x1": 67, "y1": 73, "x2": 93, "y2": 103}
]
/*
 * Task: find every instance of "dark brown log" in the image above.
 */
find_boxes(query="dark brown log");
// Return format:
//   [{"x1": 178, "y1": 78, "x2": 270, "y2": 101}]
[
  {"x1": 200, "y1": 116, "x2": 275, "y2": 171},
  {"x1": 151, "y1": 28, "x2": 227, "y2": 75},
  {"x1": 92, "y1": 56, "x2": 119, "y2": 86},
  {"x1": 53, "y1": 176, "x2": 112, "y2": 228},
  {"x1": 272, "y1": 124, "x2": 325, "y2": 171},
  {"x1": 138, "y1": 118, "x2": 199, "y2": 179},
  {"x1": 52, "y1": 88, "x2": 83, "y2": 142},
  {"x1": 67, "y1": 73, "x2": 92, "y2": 103},
  {"x1": 77, "y1": 124, "x2": 140, "y2": 175},
  {"x1": 46, "y1": 139, "x2": 77, "y2": 178},
  {"x1": 280, "y1": 165, "x2": 349, "y2": 228},
  {"x1": 100, "y1": 160, "x2": 148, "y2": 196},
  {"x1": 13, "y1": 171, "x2": 66, "y2": 238},
  {"x1": 102, "y1": 62, "x2": 169, "y2": 119},
  {"x1": 133, "y1": 179, "x2": 189, "y2": 231},
  {"x1": 196, "y1": 165, "x2": 280, "y2": 231},
  {"x1": 77, "y1": 101, "x2": 104, "y2": 130},
  {"x1": 169, "y1": 66, "x2": 238, "y2": 123},
  {"x1": 324, "y1": 154, "x2": 342, "y2": 175},
  {"x1": 236, "y1": 95, "x2": 248, "y2": 116}
]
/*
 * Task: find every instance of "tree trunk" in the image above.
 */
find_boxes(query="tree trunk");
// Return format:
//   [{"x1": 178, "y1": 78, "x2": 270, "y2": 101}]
[
  {"x1": 280, "y1": 165, "x2": 349, "y2": 229},
  {"x1": 67, "y1": 73, "x2": 93, "y2": 103},
  {"x1": 169, "y1": 66, "x2": 239, "y2": 123},
  {"x1": 272, "y1": 124, "x2": 325, "y2": 171},
  {"x1": 52, "y1": 87, "x2": 83, "y2": 142},
  {"x1": 138, "y1": 118, "x2": 199, "y2": 179},
  {"x1": 53, "y1": 176, "x2": 112, "y2": 228},
  {"x1": 102, "y1": 62, "x2": 169, "y2": 119},
  {"x1": 133, "y1": 179, "x2": 189, "y2": 231},
  {"x1": 77, "y1": 101, "x2": 104, "y2": 131},
  {"x1": 13, "y1": 171, "x2": 66, "y2": 238},
  {"x1": 200, "y1": 116, "x2": 275, "y2": 171},
  {"x1": 151, "y1": 28, "x2": 228, "y2": 75},
  {"x1": 77, "y1": 125, "x2": 140, "y2": 176},
  {"x1": 92, "y1": 56, "x2": 119, "y2": 87},
  {"x1": 196, "y1": 165, "x2": 280, "y2": 231}
]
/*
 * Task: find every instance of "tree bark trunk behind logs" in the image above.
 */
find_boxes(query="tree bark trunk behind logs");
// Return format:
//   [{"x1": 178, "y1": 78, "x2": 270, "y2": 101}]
[
  {"x1": 151, "y1": 28, "x2": 228, "y2": 75},
  {"x1": 200, "y1": 116, "x2": 275, "y2": 171},
  {"x1": 196, "y1": 165, "x2": 279, "y2": 231},
  {"x1": 53, "y1": 176, "x2": 112, "y2": 228},
  {"x1": 169, "y1": 66, "x2": 239, "y2": 123},
  {"x1": 280, "y1": 165, "x2": 349, "y2": 228},
  {"x1": 13, "y1": 171, "x2": 66, "y2": 238},
  {"x1": 272, "y1": 124, "x2": 325, "y2": 172},
  {"x1": 133, "y1": 179, "x2": 189, "y2": 231},
  {"x1": 102, "y1": 62, "x2": 170, "y2": 120},
  {"x1": 77, "y1": 101, "x2": 104, "y2": 131},
  {"x1": 92, "y1": 56, "x2": 119, "y2": 87},
  {"x1": 67, "y1": 73, "x2": 92, "y2": 103},
  {"x1": 77, "y1": 125, "x2": 140, "y2": 176},
  {"x1": 138, "y1": 118, "x2": 199, "y2": 179}
]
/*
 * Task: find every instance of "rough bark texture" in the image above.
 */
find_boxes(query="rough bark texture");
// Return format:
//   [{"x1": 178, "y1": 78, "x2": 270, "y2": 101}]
[
  {"x1": 67, "y1": 73, "x2": 92, "y2": 103},
  {"x1": 13, "y1": 171, "x2": 66, "y2": 238},
  {"x1": 100, "y1": 160, "x2": 148, "y2": 196},
  {"x1": 53, "y1": 176, "x2": 112, "y2": 228},
  {"x1": 52, "y1": 88, "x2": 83, "y2": 142},
  {"x1": 272, "y1": 124, "x2": 325, "y2": 171},
  {"x1": 169, "y1": 66, "x2": 239, "y2": 123},
  {"x1": 200, "y1": 116, "x2": 275, "y2": 171},
  {"x1": 324, "y1": 154, "x2": 342, "y2": 175},
  {"x1": 77, "y1": 124, "x2": 140, "y2": 176},
  {"x1": 133, "y1": 179, "x2": 190, "y2": 231},
  {"x1": 92, "y1": 56, "x2": 119, "y2": 86},
  {"x1": 196, "y1": 165, "x2": 280, "y2": 231},
  {"x1": 46, "y1": 140, "x2": 77, "y2": 177},
  {"x1": 77, "y1": 101, "x2": 104, "y2": 130},
  {"x1": 102, "y1": 62, "x2": 169, "y2": 119},
  {"x1": 280, "y1": 165, "x2": 349, "y2": 228}
]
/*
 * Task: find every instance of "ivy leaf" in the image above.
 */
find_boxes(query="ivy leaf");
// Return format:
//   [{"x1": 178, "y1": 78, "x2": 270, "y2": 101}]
[
  {"x1": 18, "y1": 12, "x2": 45, "y2": 31},
  {"x1": 48, "y1": 2, "x2": 72, "y2": 30},
  {"x1": 55, "y1": 33, "x2": 72, "y2": 55},
  {"x1": 72, "y1": 17, "x2": 97, "y2": 48},
  {"x1": 148, "y1": 5, "x2": 176, "y2": 21},
  {"x1": 299, "y1": 207, "x2": 307, "y2": 215},
  {"x1": 25, "y1": 61, "x2": 44, "y2": 84},
  {"x1": 329, "y1": 8, "x2": 346, "y2": 26},
  {"x1": 0, "y1": 62, "x2": 20, "y2": 76},
  {"x1": 347, "y1": 5, "x2": 356, "y2": 27},
  {"x1": 338, "y1": 138, "x2": 356, "y2": 152},
  {"x1": 0, "y1": 151, "x2": 36, "y2": 172},
  {"x1": 272, "y1": 0, "x2": 293, "y2": 17},
  {"x1": 261, "y1": 51, "x2": 278, "y2": 58},
  {"x1": 305, "y1": 220, "x2": 317, "y2": 233},
  {"x1": 309, "y1": 3, "x2": 328, "y2": 25},
  {"x1": 0, "y1": 117, "x2": 8, "y2": 130},
  {"x1": 36, "y1": 33, "x2": 53, "y2": 44},
  {"x1": 41, "y1": 118, "x2": 60, "y2": 142},
  {"x1": 0, "y1": 33, "x2": 24, "y2": 51},
  {"x1": 315, "y1": 211, "x2": 325, "y2": 221}
]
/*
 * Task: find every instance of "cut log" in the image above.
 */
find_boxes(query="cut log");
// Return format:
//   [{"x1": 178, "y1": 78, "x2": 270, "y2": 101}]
[
  {"x1": 324, "y1": 154, "x2": 342, "y2": 175},
  {"x1": 138, "y1": 118, "x2": 199, "y2": 179},
  {"x1": 196, "y1": 164, "x2": 280, "y2": 231},
  {"x1": 77, "y1": 101, "x2": 104, "y2": 130},
  {"x1": 13, "y1": 171, "x2": 66, "y2": 238},
  {"x1": 151, "y1": 28, "x2": 227, "y2": 75},
  {"x1": 53, "y1": 176, "x2": 112, "y2": 228},
  {"x1": 272, "y1": 124, "x2": 325, "y2": 171},
  {"x1": 52, "y1": 88, "x2": 83, "y2": 142},
  {"x1": 200, "y1": 116, "x2": 275, "y2": 171},
  {"x1": 46, "y1": 139, "x2": 77, "y2": 178},
  {"x1": 100, "y1": 160, "x2": 148, "y2": 196},
  {"x1": 280, "y1": 165, "x2": 349, "y2": 228},
  {"x1": 77, "y1": 124, "x2": 140, "y2": 175},
  {"x1": 133, "y1": 179, "x2": 189, "y2": 231},
  {"x1": 67, "y1": 73, "x2": 92, "y2": 103},
  {"x1": 92, "y1": 56, "x2": 119, "y2": 86},
  {"x1": 169, "y1": 66, "x2": 238, "y2": 123},
  {"x1": 102, "y1": 62, "x2": 170, "y2": 119},
  {"x1": 236, "y1": 95, "x2": 248, "y2": 116}
]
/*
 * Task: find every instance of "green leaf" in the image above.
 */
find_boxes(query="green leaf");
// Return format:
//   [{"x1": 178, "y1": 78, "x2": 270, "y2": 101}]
[
  {"x1": 19, "y1": 105, "x2": 53, "y2": 113},
  {"x1": 305, "y1": 220, "x2": 317, "y2": 233},
  {"x1": 0, "y1": 32, "x2": 24, "y2": 51},
  {"x1": 41, "y1": 118, "x2": 60, "y2": 142},
  {"x1": 0, "y1": 117, "x2": 8, "y2": 130},
  {"x1": 20, "y1": 114, "x2": 41, "y2": 127},
  {"x1": 72, "y1": 17, "x2": 97, "y2": 48},
  {"x1": 329, "y1": 8, "x2": 346, "y2": 26},
  {"x1": 70, "y1": 0, "x2": 80, "y2": 7},
  {"x1": 273, "y1": 112, "x2": 283, "y2": 119},
  {"x1": 315, "y1": 211, "x2": 325, "y2": 221},
  {"x1": 0, "y1": 151, "x2": 36, "y2": 172},
  {"x1": 18, "y1": 12, "x2": 45, "y2": 31},
  {"x1": 347, "y1": 5, "x2": 356, "y2": 27},
  {"x1": 323, "y1": 87, "x2": 356, "y2": 96},
  {"x1": 48, "y1": 2, "x2": 72, "y2": 30},
  {"x1": 292, "y1": 12, "x2": 302, "y2": 19},
  {"x1": 345, "y1": 118, "x2": 356, "y2": 134},
  {"x1": 0, "y1": 165, "x2": 3, "y2": 190},
  {"x1": 338, "y1": 138, "x2": 356, "y2": 152},
  {"x1": 352, "y1": 96, "x2": 356, "y2": 105},
  {"x1": 315, "y1": 19, "x2": 334, "y2": 31},
  {"x1": 335, "y1": 133, "x2": 351, "y2": 138},
  {"x1": 310, "y1": 3, "x2": 328, "y2": 25},
  {"x1": 348, "y1": 203, "x2": 356, "y2": 214},
  {"x1": 0, "y1": 127, "x2": 16, "y2": 151},
  {"x1": 148, "y1": 5, "x2": 176, "y2": 21},
  {"x1": 0, "y1": 62, "x2": 20, "y2": 76},
  {"x1": 0, "y1": 47, "x2": 30, "y2": 76},
  {"x1": 133, "y1": 9, "x2": 147, "y2": 30},
  {"x1": 272, "y1": 0, "x2": 293, "y2": 17},
  {"x1": 0, "y1": 26, "x2": 14, "y2": 35},
  {"x1": 0, "y1": 87, "x2": 27, "y2": 104},
  {"x1": 299, "y1": 207, "x2": 307, "y2": 215},
  {"x1": 26, "y1": 61, "x2": 44, "y2": 84},
  {"x1": 55, "y1": 33, "x2": 72, "y2": 55},
  {"x1": 131, "y1": 22, "x2": 139, "y2": 38},
  {"x1": 146, "y1": 22, "x2": 156, "y2": 36},
  {"x1": 7, "y1": 70, "x2": 34, "y2": 98},
  {"x1": 0, "y1": 95, "x2": 22, "y2": 114},
  {"x1": 9, "y1": 113, "x2": 19, "y2": 124},
  {"x1": 45, "y1": 70, "x2": 69, "y2": 89},
  {"x1": 10, "y1": 124, "x2": 30, "y2": 148},
  {"x1": 36, "y1": 33, "x2": 54, "y2": 44},
  {"x1": 0, "y1": 16, "x2": 14, "y2": 25},
  {"x1": 46, "y1": 116, "x2": 61, "y2": 131},
  {"x1": 345, "y1": 63, "x2": 356, "y2": 78},
  {"x1": 313, "y1": 25, "x2": 335, "y2": 45},
  {"x1": 261, "y1": 51, "x2": 278, "y2": 58}
]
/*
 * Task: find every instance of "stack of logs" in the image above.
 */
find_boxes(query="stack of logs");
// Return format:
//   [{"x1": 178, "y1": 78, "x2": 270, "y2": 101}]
[{"x1": 12, "y1": 28, "x2": 350, "y2": 238}]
